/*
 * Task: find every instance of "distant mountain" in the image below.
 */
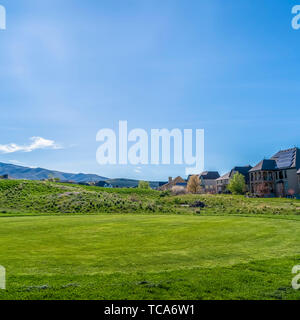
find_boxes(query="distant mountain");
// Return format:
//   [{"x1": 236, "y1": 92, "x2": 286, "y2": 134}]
[{"x1": 0, "y1": 162, "x2": 108, "y2": 183}]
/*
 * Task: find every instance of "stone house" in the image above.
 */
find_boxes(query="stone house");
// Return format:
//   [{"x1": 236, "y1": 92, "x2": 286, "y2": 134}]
[
  {"x1": 216, "y1": 166, "x2": 252, "y2": 193},
  {"x1": 216, "y1": 172, "x2": 231, "y2": 193},
  {"x1": 249, "y1": 148, "x2": 300, "y2": 197},
  {"x1": 198, "y1": 171, "x2": 220, "y2": 193},
  {"x1": 159, "y1": 176, "x2": 187, "y2": 191}
]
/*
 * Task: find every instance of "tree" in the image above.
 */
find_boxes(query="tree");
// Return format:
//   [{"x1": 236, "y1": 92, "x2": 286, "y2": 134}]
[
  {"x1": 187, "y1": 175, "x2": 201, "y2": 194},
  {"x1": 138, "y1": 181, "x2": 150, "y2": 189},
  {"x1": 227, "y1": 173, "x2": 246, "y2": 195},
  {"x1": 47, "y1": 174, "x2": 60, "y2": 183}
]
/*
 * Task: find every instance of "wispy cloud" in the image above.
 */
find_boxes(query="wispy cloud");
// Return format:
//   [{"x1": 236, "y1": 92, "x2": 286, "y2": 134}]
[{"x1": 0, "y1": 137, "x2": 61, "y2": 154}]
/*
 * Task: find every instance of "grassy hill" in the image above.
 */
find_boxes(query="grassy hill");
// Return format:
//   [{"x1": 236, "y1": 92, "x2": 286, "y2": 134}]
[
  {"x1": 0, "y1": 180, "x2": 300, "y2": 300},
  {"x1": 0, "y1": 180, "x2": 172, "y2": 215},
  {"x1": 0, "y1": 179, "x2": 298, "y2": 216}
]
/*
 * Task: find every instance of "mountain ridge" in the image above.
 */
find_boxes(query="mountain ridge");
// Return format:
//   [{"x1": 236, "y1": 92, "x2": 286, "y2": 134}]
[{"x1": 0, "y1": 162, "x2": 108, "y2": 182}]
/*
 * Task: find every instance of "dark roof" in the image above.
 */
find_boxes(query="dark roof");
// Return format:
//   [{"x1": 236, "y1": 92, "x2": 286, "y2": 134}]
[
  {"x1": 230, "y1": 165, "x2": 252, "y2": 183},
  {"x1": 199, "y1": 171, "x2": 220, "y2": 180},
  {"x1": 159, "y1": 176, "x2": 186, "y2": 190},
  {"x1": 176, "y1": 182, "x2": 187, "y2": 187},
  {"x1": 231, "y1": 165, "x2": 252, "y2": 176},
  {"x1": 271, "y1": 147, "x2": 299, "y2": 169},
  {"x1": 249, "y1": 160, "x2": 277, "y2": 172},
  {"x1": 216, "y1": 172, "x2": 230, "y2": 181},
  {"x1": 250, "y1": 148, "x2": 300, "y2": 172}
]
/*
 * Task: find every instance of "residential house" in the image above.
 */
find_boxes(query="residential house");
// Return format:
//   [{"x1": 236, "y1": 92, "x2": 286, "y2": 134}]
[
  {"x1": 249, "y1": 148, "x2": 300, "y2": 197},
  {"x1": 159, "y1": 176, "x2": 187, "y2": 191},
  {"x1": 216, "y1": 172, "x2": 231, "y2": 193},
  {"x1": 176, "y1": 182, "x2": 188, "y2": 188},
  {"x1": 199, "y1": 171, "x2": 220, "y2": 193},
  {"x1": 231, "y1": 166, "x2": 252, "y2": 185},
  {"x1": 216, "y1": 166, "x2": 252, "y2": 193},
  {"x1": 0, "y1": 174, "x2": 9, "y2": 180}
]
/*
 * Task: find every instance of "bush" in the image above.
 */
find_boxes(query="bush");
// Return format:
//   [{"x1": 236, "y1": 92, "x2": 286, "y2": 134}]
[
  {"x1": 189, "y1": 201, "x2": 206, "y2": 208},
  {"x1": 160, "y1": 190, "x2": 171, "y2": 197},
  {"x1": 227, "y1": 173, "x2": 246, "y2": 195},
  {"x1": 138, "y1": 181, "x2": 150, "y2": 189},
  {"x1": 171, "y1": 186, "x2": 187, "y2": 196}
]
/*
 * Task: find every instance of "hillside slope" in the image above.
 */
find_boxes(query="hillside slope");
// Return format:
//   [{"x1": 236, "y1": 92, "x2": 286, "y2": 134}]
[
  {"x1": 0, "y1": 179, "x2": 298, "y2": 216},
  {"x1": 0, "y1": 162, "x2": 107, "y2": 182},
  {"x1": 0, "y1": 180, "x2": 172, "y2": 214}
]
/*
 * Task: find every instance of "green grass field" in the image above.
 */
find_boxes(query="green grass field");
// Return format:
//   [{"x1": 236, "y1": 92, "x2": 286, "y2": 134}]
[{"x1": 0, "y1": 180, "x2": 300, "y2": 300}]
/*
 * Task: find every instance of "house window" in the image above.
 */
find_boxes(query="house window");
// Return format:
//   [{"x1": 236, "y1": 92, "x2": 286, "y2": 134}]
[
  {"x1": 263, "y1": 172, "x2": 267, "y2": 181},
  {"x1": 284, "y1": 171, "x2": 287, "y2": 179},
  {"x1": 268, "y1": 172, "x2": 273, "y2": 181},
  {"x1": 279, "y1": 171, "x2": 283, "y2": 179}
]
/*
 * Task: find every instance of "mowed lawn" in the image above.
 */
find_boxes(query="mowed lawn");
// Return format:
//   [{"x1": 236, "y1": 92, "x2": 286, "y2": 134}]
[{"x1": 1, "y1": 214, "x2": 300, "y2": 300}]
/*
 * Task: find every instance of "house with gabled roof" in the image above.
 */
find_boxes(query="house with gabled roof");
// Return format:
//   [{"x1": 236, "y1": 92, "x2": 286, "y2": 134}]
[
  {"x1": 216, "y1": 172, "x2": 231, "y2": 193},
  {"x1": 158, "y1": 176, "x2": 186, "y2": 191},
  {"x1": 198, "y1": 171, "x2": 220, "y2": 193},
  {"x1": 249, "y1": 148, "x2": 300, "y2": 197},
  {"x1": 231, "y1": 166, "x2": 252, "y2": 185},
  {"x1": 216, "y1": 165, "x2": 252, "y2": 193}
]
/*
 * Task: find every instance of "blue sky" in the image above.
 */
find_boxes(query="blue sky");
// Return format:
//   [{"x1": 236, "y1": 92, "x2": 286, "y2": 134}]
[{"x1": 0, "y1": 0, "x2": 299, "y2": 180}]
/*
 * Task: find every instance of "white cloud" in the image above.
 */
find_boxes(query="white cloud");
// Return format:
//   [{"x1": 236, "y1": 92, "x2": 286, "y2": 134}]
[{"x1": 0, "y1": 137, "x2": 61, "y2": 154}]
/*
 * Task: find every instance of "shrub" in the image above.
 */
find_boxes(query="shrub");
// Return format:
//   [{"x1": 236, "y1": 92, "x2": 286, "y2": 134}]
[
  {"x1": 138, "y1": 181, "x2": 150, "y2": 189},
  {"x1": 160, "y1": 190, "x2": 171, "y2": 197},
  {"x1": 189, "y1": 201, "x2": 206, "y2": 208},
  {"x1": 227, "y1": 173, "x2": 246, "y2": 195},
  {"x1": 171, "y1": 186, "x2": 187, "y2": 196}
]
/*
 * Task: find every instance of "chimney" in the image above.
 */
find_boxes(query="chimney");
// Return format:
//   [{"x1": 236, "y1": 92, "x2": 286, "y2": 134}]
[{"x1": 168, "y1": 177, "x2": 173, "y2": 183}]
